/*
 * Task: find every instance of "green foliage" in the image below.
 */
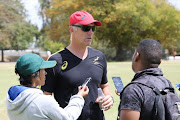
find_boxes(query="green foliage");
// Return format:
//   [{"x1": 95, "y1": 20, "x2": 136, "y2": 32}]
[
  {"x1": 0, "y1": 0, "x2": 38, "y2": 50},
  {"x1": 91, "y1": 37, "x2": 116, "y2": 61},
  {"x1": 39, "y1": 0, "x2": 180, "y2": 60},
  {"x1": 38, "y1": 29, "x2": 65, "y2": 53},
  {"x1": 42, "y1": 39, "x2": 65, "y2": 53},
  {"x1": 8, "y1": 22, "x2": 38, "y2": 50}
]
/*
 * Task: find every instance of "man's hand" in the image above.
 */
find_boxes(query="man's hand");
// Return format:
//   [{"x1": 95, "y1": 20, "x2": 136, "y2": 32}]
[
  {"x1": 96, "y1": 95, "x2": 114, "y2": 111},
  {"x1": 115, "y1": 89, "x2": 120, "y2": 96}
]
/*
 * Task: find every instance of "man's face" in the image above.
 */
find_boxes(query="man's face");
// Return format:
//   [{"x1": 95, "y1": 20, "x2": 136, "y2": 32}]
[{"x1": 72, "y1": 23, "x2": 95, "y2": 47}]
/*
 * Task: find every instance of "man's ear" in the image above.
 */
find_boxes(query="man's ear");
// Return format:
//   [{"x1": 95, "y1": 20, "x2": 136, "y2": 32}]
[
  {"x1": 69, "y1": 26, "x2": 73, "y2": 33},
  {"x1": 159, "y1": 59, "x2": 162, "y2": 65},
  {"x1": 134, "y1": 52, "x2": 140, "y2": 62}
]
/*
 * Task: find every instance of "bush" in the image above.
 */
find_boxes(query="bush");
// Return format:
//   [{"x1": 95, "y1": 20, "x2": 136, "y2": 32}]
[{"x1": 6, "y1": 56, "x2": 20, "y2": 62}]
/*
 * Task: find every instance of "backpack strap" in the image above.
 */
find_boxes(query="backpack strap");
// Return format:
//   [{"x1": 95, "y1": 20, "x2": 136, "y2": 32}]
[
  {"x1": 120, "y1": 81, "x2": 161, "y2": 96},
  {"x1": 156, "y1": 77, "x2": 175, "y2": 94}
]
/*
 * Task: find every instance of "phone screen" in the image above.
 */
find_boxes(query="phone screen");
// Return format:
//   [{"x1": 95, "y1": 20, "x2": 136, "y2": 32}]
[{"x1": 112, "y1": 77, "x2": 124, "y2": 93}]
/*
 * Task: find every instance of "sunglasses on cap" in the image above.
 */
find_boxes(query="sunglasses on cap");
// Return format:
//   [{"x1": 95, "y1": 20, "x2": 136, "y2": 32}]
[{"x1": 71, "y1": 25, "x2": 96, "y2": 32}]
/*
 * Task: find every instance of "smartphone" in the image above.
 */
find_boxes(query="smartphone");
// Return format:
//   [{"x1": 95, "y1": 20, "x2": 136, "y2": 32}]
[
  {"x1": 112, "y1": 77, "x2": 124, "y2": 93},
  {"x1": 81, "y1": 77, "x2": 91, "y2": 88}
]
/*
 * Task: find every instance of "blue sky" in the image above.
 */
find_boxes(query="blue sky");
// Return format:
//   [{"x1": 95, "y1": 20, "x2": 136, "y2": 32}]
[{"x1": 21, "y1": 0, "x2": 180, "y2": 31}]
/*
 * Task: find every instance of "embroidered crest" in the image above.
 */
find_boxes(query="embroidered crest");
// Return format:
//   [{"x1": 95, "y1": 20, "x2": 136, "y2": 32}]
[{"x1": 93, "y1": 56, "x2": 99, "y2": 64}]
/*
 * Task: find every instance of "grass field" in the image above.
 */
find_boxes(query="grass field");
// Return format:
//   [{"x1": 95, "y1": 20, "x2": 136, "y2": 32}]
[{"x1": 0, "y1": 60, "x2": 180, "y2": 120}]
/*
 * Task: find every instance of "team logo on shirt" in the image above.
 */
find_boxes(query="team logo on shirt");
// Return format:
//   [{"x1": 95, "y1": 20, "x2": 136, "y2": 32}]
[
  {"x1": 93, "y1": 56, "x2": 99, "y2": 64},
  {"x1": 61, "y1": 61, "x2": 68, "y2": 70}
]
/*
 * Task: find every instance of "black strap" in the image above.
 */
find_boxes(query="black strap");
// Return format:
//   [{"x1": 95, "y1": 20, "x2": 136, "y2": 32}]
[{"x1": 120, "y1": 81, "x2": 161, "y2": 97}]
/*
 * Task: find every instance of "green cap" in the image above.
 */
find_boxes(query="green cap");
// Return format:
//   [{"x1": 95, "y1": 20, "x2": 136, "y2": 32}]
[{"x1": 15, "y1": 53, "x2": 56, "y2": 76}]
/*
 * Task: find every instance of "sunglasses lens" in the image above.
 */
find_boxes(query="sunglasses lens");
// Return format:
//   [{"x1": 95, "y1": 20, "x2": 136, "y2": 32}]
[
  {"x1": 92, "y1": 26, "x2": 96, "y2": 32},
  {"x1": 81, "y1": 26, "x2": 90, "y2": 32},
  {"x1": 81, "y1": 25, "x2": 96, "y2": 32}
]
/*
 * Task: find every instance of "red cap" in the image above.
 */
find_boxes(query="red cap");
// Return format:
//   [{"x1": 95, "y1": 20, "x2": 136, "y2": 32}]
[{"x1": 69, "y1": 11, "x2": 101, "y2": 26}]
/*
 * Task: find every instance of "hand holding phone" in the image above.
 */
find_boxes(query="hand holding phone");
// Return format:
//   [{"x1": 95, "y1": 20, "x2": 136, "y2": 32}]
[
  {"x1": 78, "y1": 86, "x2": 89, "y2": 98},
  {"x1": 112, "y1": 77, "x2": 124, "y2": 93}
]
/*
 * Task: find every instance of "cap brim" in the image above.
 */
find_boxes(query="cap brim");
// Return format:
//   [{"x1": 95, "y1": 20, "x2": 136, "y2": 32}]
[
  {"x1": 79, "y1": 20, "x2": 101, "y2": 26},
  {"x1": 94, "y1": 20, "x2": 101, "y2": 26},
  {"x1": 40, "y1": 61, "x2": 56, "y2": 69}
]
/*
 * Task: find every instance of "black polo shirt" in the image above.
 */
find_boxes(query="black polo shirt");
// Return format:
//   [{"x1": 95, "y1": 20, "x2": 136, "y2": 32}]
[{"x1": 41, "y1": 47, "x2": 108, "y2": 120}]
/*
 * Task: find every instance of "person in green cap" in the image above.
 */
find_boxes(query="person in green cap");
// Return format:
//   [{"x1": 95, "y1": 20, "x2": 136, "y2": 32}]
[{"x1": 6, "y1": 53, "x2": 89, "y2": 120}]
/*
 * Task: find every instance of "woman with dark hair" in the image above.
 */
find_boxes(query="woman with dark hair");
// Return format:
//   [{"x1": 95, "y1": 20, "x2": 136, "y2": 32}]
[{"x1": 6, "y1": 53, "x2": 89, "y2": 120}]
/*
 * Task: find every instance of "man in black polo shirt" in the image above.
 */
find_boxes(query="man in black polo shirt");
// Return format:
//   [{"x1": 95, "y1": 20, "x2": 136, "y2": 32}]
[{"x1": 41, "y1": 11, "x2": 113, "y2": 120}]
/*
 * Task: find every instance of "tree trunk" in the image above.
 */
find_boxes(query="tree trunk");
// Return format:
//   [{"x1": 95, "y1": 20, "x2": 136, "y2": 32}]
[
  {"x1": 114, "y1": 47, "x2": 126, "y2": 61},
  {"x1": 114, "y1": 47, "x2": 134, "y2": 61},
  {"x1": 1, "y1": 49, "x2": 4, "y2": 62}
]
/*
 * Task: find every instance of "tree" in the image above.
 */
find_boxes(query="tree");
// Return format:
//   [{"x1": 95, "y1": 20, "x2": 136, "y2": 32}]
[
  {"x1": 96, "y1": 0, "x2": 180, "y2": 60},
  {"x1": 39, "y1": 0, "x2": 180, "y2": 60},
  {"x1": 0, "y1": 0, "x2": 38, "y2": 62},
  {"x1": 39, "y1": 0, "x2": 119, "y2": 52}
]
